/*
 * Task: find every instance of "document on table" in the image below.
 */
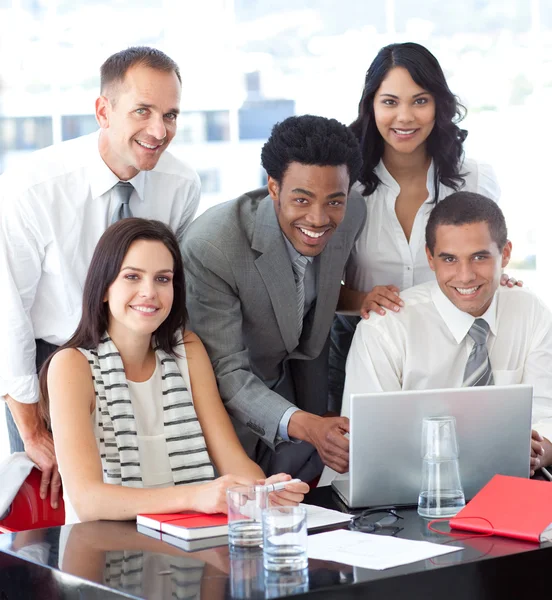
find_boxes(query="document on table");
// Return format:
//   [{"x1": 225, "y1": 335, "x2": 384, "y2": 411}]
[
  {"x1": 308, "y1": 529, "x2": 462, "y2": 570},
  {"x1": 303, "y1": 503, "x2": 351, "y2": 530}
]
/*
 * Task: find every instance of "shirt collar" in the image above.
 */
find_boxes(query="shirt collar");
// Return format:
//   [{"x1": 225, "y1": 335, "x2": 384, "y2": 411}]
[
  {"x1": 282, "y1": 234, "x2": 314, "y2": 265},
  {"x1": 88, "y1": 130, "x2": 146, "y2": 202},
  {"x1": 431, "y1": 280, "x2": 498, "y2": 344},
  {"x1": 374, "y1": 158, "x2": 436, "y2": 203}
]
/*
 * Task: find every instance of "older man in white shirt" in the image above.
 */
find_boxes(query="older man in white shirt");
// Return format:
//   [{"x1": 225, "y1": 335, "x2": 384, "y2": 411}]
[
  {"x1": 341, "y1": 191, "x2": 552, "y2": 476},
  {"x1": 0, "y1": 46, "x2": 200, "y2": 508}
]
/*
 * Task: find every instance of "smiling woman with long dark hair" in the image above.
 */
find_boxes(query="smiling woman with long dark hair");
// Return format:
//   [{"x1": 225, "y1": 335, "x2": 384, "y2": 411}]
[
  {"x1": 329, "y1": 42, "x2": 506, "y2": 412},
  {"x1": 344, "y1": 42, "x2": 500, "y2": 309},
  {"x1": 39, "y1": 218, "x2": 307, "y2": 523}
]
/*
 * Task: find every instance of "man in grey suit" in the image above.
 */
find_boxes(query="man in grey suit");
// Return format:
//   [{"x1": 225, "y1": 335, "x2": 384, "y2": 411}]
[{"x1": 182, "y1": 115, "x2": 367, "y2": 481}]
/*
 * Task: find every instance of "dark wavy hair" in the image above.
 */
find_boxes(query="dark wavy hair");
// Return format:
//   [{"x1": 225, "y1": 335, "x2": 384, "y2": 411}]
[
  {"x1": 38, "y1": 218, "x2": 187, "y2": 425},
  {"x1": 426, "y1": 192, "x2": 507, "y2": 255},
  {"x1": 261, "y1": 115, "x2": 362, "y2": 188},
  {"x1": 351, "y1": 42, "x2": 467, "y2": 200}
]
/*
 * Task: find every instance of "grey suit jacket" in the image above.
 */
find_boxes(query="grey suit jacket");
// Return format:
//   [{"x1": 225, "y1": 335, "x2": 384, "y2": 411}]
[{"x1": 181, "y1": 187, "x2": 367, "y2": 478}]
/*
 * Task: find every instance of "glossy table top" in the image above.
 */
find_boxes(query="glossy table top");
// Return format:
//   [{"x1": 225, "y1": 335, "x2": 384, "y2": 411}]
[{"x1": 1, "y1": 486, "x2": 551, "y2": 599}]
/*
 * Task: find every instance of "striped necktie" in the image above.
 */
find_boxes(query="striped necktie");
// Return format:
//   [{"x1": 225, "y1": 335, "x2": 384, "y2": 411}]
[
  {"x1": 292, "y1": 255, "x2": 309, "y2": 337},
  {"x1": 463, "y1": 318, "x2": 494, "y2": 387},
  {"x1": 111, "y1": 181, "x2": 134, "y2": 224}
]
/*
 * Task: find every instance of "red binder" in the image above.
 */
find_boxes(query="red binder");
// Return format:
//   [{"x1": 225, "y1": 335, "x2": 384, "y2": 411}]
[
  {"x1": 449, "y1": 475, "x2": 552, "y2": 543},
  {"x1": 137, "y1": 511, "x2": 228, "y2": 541}
]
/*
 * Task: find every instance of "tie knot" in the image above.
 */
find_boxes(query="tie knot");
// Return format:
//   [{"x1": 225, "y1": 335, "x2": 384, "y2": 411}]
[
  {"x1": 468, "y1": 318, "x2": 490, "y2": 346},
  {"x1": 115, "y1": 181, "x2": 133, "y2": 204}
]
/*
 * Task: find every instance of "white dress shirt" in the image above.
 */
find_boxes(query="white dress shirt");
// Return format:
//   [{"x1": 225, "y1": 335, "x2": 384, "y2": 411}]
[
  {"x1": 0, "y1": 130, "x2": 200, "y2": 405},
  {"x1": 344, "y1": 158, "x2": 500, "y2": 292},
  {"x1": 343, "y1": 281, "x2": 552, "y2": 441}
]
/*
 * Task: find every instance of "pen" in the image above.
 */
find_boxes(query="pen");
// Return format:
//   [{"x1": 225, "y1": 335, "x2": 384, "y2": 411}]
[
  {"x1": 257, "y1": 478, "x2": 302, "y2": 492},
  {"x1": 541, "y1": 467, "x2": 552, "y2": 482}
]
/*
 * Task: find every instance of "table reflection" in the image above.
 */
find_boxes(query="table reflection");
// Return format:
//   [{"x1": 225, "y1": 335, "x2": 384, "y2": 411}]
[
  {"x1": 228, "y1": 546, "x2": 310, "y2": 599},
  {"x1": 264, "y1": 568, "x2": 309, "y2": 598}
]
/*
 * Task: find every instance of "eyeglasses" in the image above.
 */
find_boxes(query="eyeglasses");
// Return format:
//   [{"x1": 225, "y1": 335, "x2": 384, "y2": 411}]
[{"x1": 348, "y1": 508, "x2": 404, "y2": 536}]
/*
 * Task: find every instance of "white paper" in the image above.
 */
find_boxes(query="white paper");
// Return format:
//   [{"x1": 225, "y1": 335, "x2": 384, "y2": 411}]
[
  {"x1": 307, "y1": 529, "x2": 462, "y2": 570},
  {"x1": 303, "y1": 503, "x2": 351, "y2": 530}
]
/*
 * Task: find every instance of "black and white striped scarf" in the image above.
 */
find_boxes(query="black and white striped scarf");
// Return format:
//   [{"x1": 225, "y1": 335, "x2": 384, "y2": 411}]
[{"x1": 80, "y1": 334, "x2": 215, "y2": 488}]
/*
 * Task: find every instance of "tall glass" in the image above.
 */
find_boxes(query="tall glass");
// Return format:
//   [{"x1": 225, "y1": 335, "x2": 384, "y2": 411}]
[{"x1": 417, "y1": 416, "x2": 466, "y2": 518}]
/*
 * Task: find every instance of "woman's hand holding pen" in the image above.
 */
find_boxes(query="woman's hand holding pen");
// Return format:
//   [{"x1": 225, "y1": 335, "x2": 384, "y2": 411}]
[{"x1": 256, "y1": 473, "x2": 309, "y2": 506}]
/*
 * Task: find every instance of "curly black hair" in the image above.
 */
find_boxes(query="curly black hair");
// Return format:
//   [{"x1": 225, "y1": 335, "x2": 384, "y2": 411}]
[
  {"x1": 261, "y1": 115, "x2": 362, "y2": 188},
  {"x1": 351, "y1": 42, "x2": 467, "y2": 201}
]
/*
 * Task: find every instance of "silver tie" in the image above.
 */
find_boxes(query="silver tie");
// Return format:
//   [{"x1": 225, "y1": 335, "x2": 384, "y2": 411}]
[
  {"x1": 463, "y1": 318, "x2": 494, "y2": 387},
  {"x1": 111, "y1": 181, "x2": 134, "y2": 224},
  {"x1": 292, "y1": 255, "x2": 309, "y2": 337}
]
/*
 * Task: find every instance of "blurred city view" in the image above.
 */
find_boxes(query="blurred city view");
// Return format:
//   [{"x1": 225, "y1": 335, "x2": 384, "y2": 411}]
[
  {"x1": 0, "y1": 0, "x2": 550, "y2": 267},
  {"x1": 0, "y1": 0, "x2": 551, "y2": 457}
]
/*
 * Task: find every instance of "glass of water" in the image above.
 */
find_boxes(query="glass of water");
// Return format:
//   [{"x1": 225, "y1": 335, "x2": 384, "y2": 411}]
[
  {"x1": 227, "y1": 485, "x2": 268, "y2": 548},
  {"x1": 417, "y1": 416, "x2": 466, "y2": 518},
  {"x1": 262, "y1": 505, "x2": 308, "y2": 572}
]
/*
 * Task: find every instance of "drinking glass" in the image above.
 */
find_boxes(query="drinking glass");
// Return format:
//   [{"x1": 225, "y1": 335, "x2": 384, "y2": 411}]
[
  {"x1": 262, "y1": 505, "x2": 308, "y2": 572},
  {"x1": 417, "y1": 416, "x2": 466, "y2": 518},
  {"x1": 227, "y1": 485, "x2": 268, "y2": 548}
]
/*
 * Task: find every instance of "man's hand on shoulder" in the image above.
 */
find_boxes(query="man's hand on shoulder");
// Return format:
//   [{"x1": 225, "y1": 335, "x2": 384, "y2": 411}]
[{"x1": 288, "y1": 410, "x2": 349, "y2": 473}]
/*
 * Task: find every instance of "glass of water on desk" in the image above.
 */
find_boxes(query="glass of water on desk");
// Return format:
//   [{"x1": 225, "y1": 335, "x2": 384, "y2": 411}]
[
  {"x1": 418, "y1": 416, "x2": 466, "y2": 518},
  {"x1": 227, "y1": 485, "x2": 268, "y2": 548},
  {"x1": 262, "y1": 505, "x2": 308, "y2": 572}
]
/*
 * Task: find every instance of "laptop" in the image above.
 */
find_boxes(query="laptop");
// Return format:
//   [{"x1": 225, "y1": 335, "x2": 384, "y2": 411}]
[{"x1": 331, "y1": 385, "x2": 533, "y2": 509}]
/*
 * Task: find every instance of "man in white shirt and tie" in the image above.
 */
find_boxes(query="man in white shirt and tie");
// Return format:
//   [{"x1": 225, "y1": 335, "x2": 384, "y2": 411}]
[
  {"x1": 342, "y1": 192, "x2": 552, "y2": 474},
  {"x1": 0, "y1": 46, "x2": 201, "y2": 507}
]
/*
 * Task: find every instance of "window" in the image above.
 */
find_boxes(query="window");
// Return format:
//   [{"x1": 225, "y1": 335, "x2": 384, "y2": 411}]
[
  {"x1": 0, "y1": 0, "x2": 550, "y2": 291},
  {"x1": 62, "y1": 115, "x2": 98, "y2": 141},
  {"x1": 198, "y1": 168, "x2": 221, "y2": 194},
  {"x1": 0, "y1": 116, "x2": 53, "y2": 151}
]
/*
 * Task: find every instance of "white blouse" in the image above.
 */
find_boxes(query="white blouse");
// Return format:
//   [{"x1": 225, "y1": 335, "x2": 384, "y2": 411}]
[{"x1": 344, "y1": 157, "x2": 500, "y2": 293}]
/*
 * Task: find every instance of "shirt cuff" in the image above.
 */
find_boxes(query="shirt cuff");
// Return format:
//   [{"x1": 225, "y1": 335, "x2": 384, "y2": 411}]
[
  {"x1": 0, "y1": 374, "x2": 40, "y2": 404},
  {"x1": 277, "y1": 406, "x2": 301, "y2": 442}
]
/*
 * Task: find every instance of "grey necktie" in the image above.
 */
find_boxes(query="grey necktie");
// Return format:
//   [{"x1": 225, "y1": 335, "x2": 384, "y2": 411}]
[
  {"x1": 292, "y1": 255, "x2": 309, "y2": 337},
  {"x1": 111, "y1": 181, "x2": 134, "y2": 224},
  {"x1": 463, "y1": 318, "x2": 494, "y2": 387}
]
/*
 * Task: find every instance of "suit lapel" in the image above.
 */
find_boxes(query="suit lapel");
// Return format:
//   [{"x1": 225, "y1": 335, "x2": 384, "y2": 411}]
[{"x1": 252, "y1": 196, "x2": 299, "y2": 354}]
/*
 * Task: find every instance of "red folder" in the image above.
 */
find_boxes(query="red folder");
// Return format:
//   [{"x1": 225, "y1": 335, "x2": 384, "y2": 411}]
[
  {"x1": 137, "y1": 511, "x2": 228, "y2": 541},
  {"x1": 449, "y1": 474, "x2": 552, "y2": 543}
]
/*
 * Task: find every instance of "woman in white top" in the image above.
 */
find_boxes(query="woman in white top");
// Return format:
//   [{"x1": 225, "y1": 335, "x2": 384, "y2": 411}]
[
  {"x1": 39, "y1": 218, "x2": 308, "y2": 523},
  {"x1": 330, "y1": 42, "x2": 515, "y2": 408}
]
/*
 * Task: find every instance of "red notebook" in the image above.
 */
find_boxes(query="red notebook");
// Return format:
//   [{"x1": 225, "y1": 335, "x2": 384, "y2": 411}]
[
  {"x1": 449, "y1": 474, "x2": 552, "y2": 543},
  {"x1": 137, "y1": 511, "x2": 228, "y2": 541}
]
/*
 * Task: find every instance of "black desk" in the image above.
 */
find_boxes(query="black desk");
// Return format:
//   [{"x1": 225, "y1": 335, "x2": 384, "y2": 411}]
[{"x1": 1, "y1": 487, "x2": 551, "y2": 599}]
